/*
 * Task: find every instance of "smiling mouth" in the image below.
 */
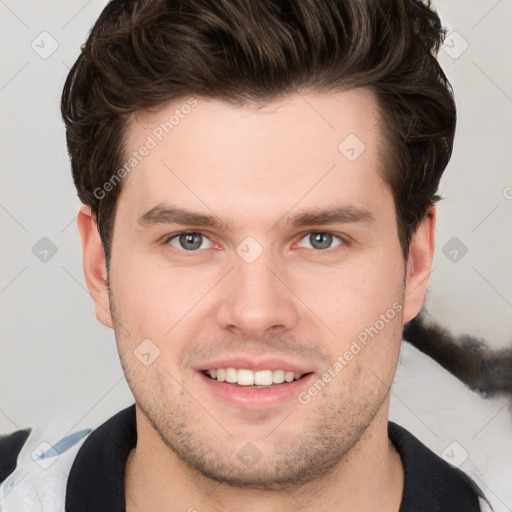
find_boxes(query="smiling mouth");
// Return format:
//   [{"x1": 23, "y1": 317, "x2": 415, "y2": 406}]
[{"x1": 201, "y1": 368, "x2": 313, "y2": 388}]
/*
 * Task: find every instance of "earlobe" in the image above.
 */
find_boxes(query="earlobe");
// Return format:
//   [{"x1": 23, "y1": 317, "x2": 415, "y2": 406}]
[
  {"x1": 402, "y1": 205, "x2": 436, "y2": 324},
  {"x1": 77, "y1": 205, "x2": 113, "y2": 328}
]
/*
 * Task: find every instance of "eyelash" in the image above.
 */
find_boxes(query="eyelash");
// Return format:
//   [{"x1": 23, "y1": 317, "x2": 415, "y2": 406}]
[{"x1": 162, "y1": 231, "x2": 347, "y2": 254}]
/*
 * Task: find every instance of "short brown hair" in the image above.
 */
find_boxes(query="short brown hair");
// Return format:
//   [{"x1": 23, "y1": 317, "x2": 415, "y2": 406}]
[{"x1": 61, "y1": 0, "x2": 456, "y2": 264}]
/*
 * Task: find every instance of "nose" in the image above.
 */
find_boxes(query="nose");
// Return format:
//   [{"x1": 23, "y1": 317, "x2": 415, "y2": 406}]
[{"x1": 215, "y1": 250, "x2": 300, "y2": 339}]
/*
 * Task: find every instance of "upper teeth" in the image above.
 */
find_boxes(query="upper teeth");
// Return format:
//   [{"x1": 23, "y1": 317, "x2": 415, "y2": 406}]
[{"x1": 206, "y1": 368, "x2": 304, "y2": 386}]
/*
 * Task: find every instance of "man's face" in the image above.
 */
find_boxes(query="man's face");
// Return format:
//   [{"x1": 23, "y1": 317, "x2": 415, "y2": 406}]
[{"x1": 92, "y1": 89, "x2": 429, "y2": 488}]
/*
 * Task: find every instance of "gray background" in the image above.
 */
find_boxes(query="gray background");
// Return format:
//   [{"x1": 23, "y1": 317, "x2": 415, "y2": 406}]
[{"x1": 1, "y1": 1, "x2": 511, "y2": 510}]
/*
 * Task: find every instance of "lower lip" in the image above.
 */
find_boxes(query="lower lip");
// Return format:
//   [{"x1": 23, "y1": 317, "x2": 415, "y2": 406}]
[{"x1": 198, "y1": 371, "x2": 316, "y2": 410}]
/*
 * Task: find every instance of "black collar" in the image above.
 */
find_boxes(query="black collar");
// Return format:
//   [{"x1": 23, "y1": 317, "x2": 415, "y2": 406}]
[{"x1": 65, "y1": 404, "x2": 483, "y2": 512}]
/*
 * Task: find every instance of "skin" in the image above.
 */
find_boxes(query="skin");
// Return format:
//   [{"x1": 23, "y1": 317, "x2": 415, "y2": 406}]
[{"x1": 78, "y1": 89, "x2": 435, "y2": 511}]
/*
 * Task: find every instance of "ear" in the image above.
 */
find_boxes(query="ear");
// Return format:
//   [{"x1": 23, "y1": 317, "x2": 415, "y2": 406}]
[
  {"x1": 402, "y1": 204, "x2": 436, "y2": 324},
  {"x1": 77, "y1": 205, "x2": 113, "y2": 328}
]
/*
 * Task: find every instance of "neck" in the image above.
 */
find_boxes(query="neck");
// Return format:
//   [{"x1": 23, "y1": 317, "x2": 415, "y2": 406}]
[{"x1": 124, "y1": 404, "x2": 404, "y2": 512}]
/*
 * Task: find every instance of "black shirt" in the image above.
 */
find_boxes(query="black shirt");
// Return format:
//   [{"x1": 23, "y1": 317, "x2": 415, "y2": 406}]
[
  {"x1": 0, "y1": 404, "x2": 490, "y2": 511},
  {"x1": 62, "y1": 404, "x2": 488, "y2": 511}
]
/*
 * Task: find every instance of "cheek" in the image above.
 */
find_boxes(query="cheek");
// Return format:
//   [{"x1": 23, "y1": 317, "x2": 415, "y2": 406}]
[
  {"x1": 294, "y1": 255, "x2": 404, "y2": 387},
  {"x1": 295, "y1": 253, "x2": 404, "y2": 340},
  {"x1": 110, "y1": 255, "x2": 221, "y2": 340}
]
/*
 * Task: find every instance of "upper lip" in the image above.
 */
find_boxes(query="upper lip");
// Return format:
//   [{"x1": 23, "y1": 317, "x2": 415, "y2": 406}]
[{"x1": 195, "y1": 356, "x2": 314, "y2": 374}]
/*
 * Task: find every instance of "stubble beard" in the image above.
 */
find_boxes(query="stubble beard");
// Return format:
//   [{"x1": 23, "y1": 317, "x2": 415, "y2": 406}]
[{"x1": 108, "y1": 280, "x2": 401, "y2": 490}]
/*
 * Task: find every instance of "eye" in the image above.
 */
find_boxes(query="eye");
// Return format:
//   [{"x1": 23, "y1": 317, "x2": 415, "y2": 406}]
[
  {"x1": 166, "y1": 232, "x2": 214, "y2": 251},
  {"x1": 297, "y1": 232, "x2": 343, "y2": 251}
]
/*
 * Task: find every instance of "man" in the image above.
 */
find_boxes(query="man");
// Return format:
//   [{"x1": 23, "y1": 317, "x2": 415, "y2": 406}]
[{"x1": 0, "y1": 0, "x2": 494, "y2": 510}]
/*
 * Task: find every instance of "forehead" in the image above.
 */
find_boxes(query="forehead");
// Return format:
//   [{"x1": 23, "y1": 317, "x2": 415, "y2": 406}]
[{"x1": 119, "y1": 89, "x2": 389, "y2": 226}]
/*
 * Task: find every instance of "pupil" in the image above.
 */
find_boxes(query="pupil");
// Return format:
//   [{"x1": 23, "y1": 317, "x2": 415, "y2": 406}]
[
  {"x1": 311, "y1": 232, "x2": 332, "y2": 250},
  {"x1": 180, "y1": 233, "x2": 202, "y2": 250}
]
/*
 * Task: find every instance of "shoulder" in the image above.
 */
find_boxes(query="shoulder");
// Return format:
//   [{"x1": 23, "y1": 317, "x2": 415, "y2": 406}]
[
  {"x1": 0, "y1": 428, "x2": 31, "y2": 483},
  {"x1": 389, "y1": 421, "x2": 493, "y2": 512},
  {"x1": 0, "y1": 422, "x2": 92, "y2": 511},
  {"x1": 0, "y1": 405, "x2": 136, "y2": 512}
]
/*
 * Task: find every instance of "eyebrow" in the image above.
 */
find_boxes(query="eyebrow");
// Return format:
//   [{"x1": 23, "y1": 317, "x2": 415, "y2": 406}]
[{"x1": 137, "y1": 204, "x2": 375, "y2": 231}]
